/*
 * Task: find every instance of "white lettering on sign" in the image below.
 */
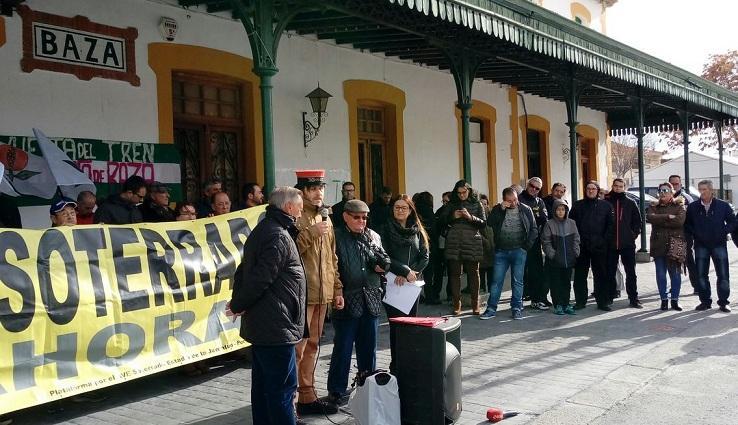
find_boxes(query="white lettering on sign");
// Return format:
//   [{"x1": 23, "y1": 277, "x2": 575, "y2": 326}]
[{"x1": 33, "y1": 23, "x2": 125, "y2": 71}]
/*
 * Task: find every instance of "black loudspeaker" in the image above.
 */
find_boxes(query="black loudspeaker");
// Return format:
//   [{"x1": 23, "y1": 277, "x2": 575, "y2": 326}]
[{"x1": 390, "y1": 317, "x2": 462, "y2": 424}]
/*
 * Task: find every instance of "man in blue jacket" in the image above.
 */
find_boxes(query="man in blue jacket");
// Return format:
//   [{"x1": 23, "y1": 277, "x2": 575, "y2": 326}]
[{"x1": 685, "y1": 180, "x2": 737, "y2": 312}]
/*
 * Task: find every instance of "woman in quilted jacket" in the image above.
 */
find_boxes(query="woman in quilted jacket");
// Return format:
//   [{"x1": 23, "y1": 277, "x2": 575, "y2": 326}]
[
  {"x1": 646, "y1": 182, "x2": 687, "y2": 311},
  {"x1": 443, "y1": 180, "x2": 486, "y2": 315}
]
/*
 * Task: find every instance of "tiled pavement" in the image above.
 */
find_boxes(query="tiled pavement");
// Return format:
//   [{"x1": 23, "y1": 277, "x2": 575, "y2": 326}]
[{"x1": 11, "y1": 243, "x2": 738, "y2": 425}]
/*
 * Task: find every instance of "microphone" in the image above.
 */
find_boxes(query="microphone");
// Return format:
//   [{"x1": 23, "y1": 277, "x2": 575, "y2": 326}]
[{"x1": 320, "y1": 207, "x2": 329, "y2": 222}]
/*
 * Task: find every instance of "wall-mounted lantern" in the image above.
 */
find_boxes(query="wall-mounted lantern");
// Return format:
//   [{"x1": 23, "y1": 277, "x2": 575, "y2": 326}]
[{"x1": 303, "y1": 86, "x2": 332, "y2": 147}]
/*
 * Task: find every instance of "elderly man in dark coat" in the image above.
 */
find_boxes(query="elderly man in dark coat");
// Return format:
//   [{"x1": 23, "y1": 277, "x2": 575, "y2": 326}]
[{"x1": 229, "y1": 186, "x2": 307, "y2": 425}]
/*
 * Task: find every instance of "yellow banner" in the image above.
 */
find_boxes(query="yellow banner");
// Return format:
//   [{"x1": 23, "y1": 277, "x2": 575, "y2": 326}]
[{"x1": 0, "y1": 205, "x2": 266, "y2": 414}]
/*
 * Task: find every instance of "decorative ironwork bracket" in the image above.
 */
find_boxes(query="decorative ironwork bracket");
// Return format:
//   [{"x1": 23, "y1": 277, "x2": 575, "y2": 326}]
[{"x1": 303, "y1": 111, "x2": 326, "y2": 147}]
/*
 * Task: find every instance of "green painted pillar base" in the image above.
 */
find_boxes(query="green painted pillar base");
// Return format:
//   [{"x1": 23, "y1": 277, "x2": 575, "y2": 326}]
[{"x1": 636, "y1": 251, "x2": 651, "y2": 263}]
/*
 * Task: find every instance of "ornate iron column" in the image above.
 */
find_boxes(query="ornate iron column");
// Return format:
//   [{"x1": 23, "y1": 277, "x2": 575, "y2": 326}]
[
  {"x1": 446, "y1": 49, "x2": 485, "y2": 184},
  {"x1": 563, "y1": 74, "x2": 586, "y2": 202},
  {"x1": 716, "y1": 120, "x2": 725, "y2": 199},
  {"x1": 631, "y1": 96, "x2": 650, "y2": 260},
  {"x1": 230, "y1": 0, "x2": 304, "y2": 192},
  {"x1": 677, "y1": 110, "x2": 691, "y2": 192}
]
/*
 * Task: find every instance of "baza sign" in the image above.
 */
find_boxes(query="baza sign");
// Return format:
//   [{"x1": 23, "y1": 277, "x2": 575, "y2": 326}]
[
  {"x1": 33, "y1": 24, "x2": 125, "y2": 71},
  {"x1": 19, "y1": 6, "x2": 140, "y2": 86}
]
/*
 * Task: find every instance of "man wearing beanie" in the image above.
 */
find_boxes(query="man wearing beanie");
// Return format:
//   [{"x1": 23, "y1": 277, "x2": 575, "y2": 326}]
[
  {"x1": 569, "y1": 180, "x2": 615, "y2": 311},
  {"x1": 293, "y1": 170, "x2": 344, "y2": 416}
]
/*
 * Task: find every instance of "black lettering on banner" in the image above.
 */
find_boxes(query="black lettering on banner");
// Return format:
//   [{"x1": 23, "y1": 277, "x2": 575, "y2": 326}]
[
  {"x1": 203, "y1": 300, "x2": 239, "y2": 343},
  {"x1": 166, "y1": 229, "x2": 212, "y2": 300},
  {"x1": 37, "y1": 229, "x2": 80, "y2": 325},
  {"x1": 13, "y1": 333, "x2": 78, "y2": 390},
  {"x1": 226, "y1": 217, "x2": 251, "y2": 290},
  {"x1": 102, "y1": 41, "x2": 120, "y2": 67},
  {"x1": 72, "y1": 228, "x2": 109, "y2": 318},
  {"x1": 83, "y1": 37, "x2": 98, "y2": 63},
  {"x1": 40, "y1": 29, "x2": 57, "y2": 55},
  {"x1": 87, "y1": 323, "x2": 145, "y2": 368},
  {"x1": 0, "y1": 231, "x2": 35, "y2": 333},
  {"x1": 62, "y1": 33, "x2": 80, "y2": 60},
  {"x1": 109, "y1": 228, "x2": 150, "y2": 312},
  {"x1": 153, "y1": 310, "x2": 202, "y2": 355},
  {"x1": 228, "y1": 217, "x2": 250, "y2": 253},
  {"x1": 139, "y1": 228, "x2": 183, "y2": 305},
  {"x1": 204, "y1": 223, "x2": 237, "y2": 295}
]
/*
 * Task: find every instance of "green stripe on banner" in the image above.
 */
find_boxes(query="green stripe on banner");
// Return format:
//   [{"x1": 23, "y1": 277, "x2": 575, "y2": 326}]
[{"x1": 0, "y1": 135, "x2": 182, "y2": 206}]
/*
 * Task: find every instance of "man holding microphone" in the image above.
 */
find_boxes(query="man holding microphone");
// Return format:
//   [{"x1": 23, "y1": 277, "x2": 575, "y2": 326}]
[{"x1": 293, "y1": 170, "x2": 344, "y2": 416}]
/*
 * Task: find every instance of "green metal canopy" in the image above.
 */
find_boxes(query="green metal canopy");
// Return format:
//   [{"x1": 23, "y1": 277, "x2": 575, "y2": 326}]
[{"x1": 182, "y1": 0, "x2": 738, "y2": 128}]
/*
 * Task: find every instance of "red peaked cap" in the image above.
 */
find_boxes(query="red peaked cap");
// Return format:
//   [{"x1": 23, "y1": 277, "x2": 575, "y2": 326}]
[{"x1": 295, "y1": 169, "x2": 326, "y2": 188}]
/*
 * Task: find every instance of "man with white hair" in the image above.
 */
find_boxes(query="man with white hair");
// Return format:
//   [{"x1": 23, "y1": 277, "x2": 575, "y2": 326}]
[
  {"x1": 229, "y1": 186, "x2": 307, "y2": 424},
  {"x1": 685, "y1": 180, "x2": 737, "y2": 312},
  {"x1": 518, "y1": 177, "x2": 550, "y2": 309}
]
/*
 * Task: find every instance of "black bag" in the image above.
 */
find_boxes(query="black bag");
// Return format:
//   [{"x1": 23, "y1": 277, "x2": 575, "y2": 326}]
[
  {"x1": 344, "y1": 290, "x2": 365, "y2": 319},
  {"x1": 363, "y1": 286, "x2": 383, "y2": 316}
]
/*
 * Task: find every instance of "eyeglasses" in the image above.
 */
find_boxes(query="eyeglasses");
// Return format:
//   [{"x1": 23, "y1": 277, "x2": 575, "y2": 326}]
[
  {"x1": 393, "y1": 206, "x2": 409, "y2": 211},
  {"x1": 348, "y1": 214, "x2": 368, "y2": 221},
  {"x1": 658, "y1": 189, "x2": 672, "y2": 194},
  {"x1": 586, "y1": 187, "x2": 598, "y2": 191},
  {"x1": 528, "y1": 184, "x2": 541, "y2": 191}
]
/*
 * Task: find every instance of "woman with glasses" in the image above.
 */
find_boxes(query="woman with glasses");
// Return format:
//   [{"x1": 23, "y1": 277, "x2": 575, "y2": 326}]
[
  {"x1": 443, "y1": 180, "x2": 487, "y2": 315},
  {"x1": 380, "y1": 194, "x2": 430, "y2": 318},
  {"x1": 647, "y1": 182, "x2": 687, "y2": 311}
]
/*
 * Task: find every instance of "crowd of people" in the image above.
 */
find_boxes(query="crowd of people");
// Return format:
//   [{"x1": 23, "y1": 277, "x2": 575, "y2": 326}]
[
  {"x1": 1, "y1": 169, "x2": 736, "y2": 425},
  {"x1": 228, "y1": 170, "x2": 737, "y2": 424}
]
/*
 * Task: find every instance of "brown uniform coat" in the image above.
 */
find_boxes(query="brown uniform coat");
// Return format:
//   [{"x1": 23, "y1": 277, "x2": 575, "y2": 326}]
[{"x1": 295, "y1": 202, "x2": 343, "y2": 304}]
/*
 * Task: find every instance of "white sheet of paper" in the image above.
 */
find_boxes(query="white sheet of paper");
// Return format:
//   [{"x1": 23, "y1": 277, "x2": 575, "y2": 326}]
[{"x1": 383, "y1": 272, "x2": 425, "y2": 315}]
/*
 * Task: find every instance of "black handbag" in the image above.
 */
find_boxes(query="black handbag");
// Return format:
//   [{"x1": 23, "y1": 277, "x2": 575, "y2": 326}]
[
  {"x1": 344, "y1": 290, "x2": 365, "y2": 319},
  {"x1": 363, "y1": 286, "x2": 383, "y2": 316}
]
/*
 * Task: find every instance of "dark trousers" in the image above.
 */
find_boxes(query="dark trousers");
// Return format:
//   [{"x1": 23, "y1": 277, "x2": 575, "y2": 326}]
[
  {"x1": 251, "y1": 344, "x2": 297, "y2": 425},
  {"x1": 547, "y1": 263, "x2": 573, "y2": 307},
  {"x1": 427, "y1": 248, "x2": 446, "y2": 301},
  {"x1": 524, "y1": 240, "x2": 548, "y2": 303},
  {"x1": 686, "y1": 239, "x2": 698, "y2": 290},
  {"x1": 574, "y1": 246, "x2": 608, "y2": 307},
  {"x1": 695, "y1": 244, "x2": 731, "y2": 306},
  {"x1": 448, "y1": 260, "x2": 480, "y2": 311},
  {"x1": 607, "y1": 247, "x2": 638, "y2": 301},
  {"x1": 327, "y1": 312, "x2": 378, "y2": 396}
]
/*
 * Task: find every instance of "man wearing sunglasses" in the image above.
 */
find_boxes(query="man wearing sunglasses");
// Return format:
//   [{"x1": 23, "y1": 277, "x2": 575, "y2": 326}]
[
  {"x1": 327, "y1": 199, "x2": 390, "y2": 407},
  {"x1": 569, "y1": 181, "x2": 615, "y2": 311},
  {"x1": 519, "y1": 177, "x2": 550, "y2": 310},
  {"x1": 93, "y1": 175, "x2": 145, "y2": 224}
]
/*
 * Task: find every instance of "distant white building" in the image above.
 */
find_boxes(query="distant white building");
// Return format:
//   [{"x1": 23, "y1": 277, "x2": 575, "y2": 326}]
[{"x1": 634, "y1": 151, "x2": 738, "y2": 202}]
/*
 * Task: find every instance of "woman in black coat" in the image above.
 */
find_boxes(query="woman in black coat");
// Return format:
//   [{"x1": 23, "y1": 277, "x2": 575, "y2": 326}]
[
  {"x1": 443, "y1": 180, "x2": 486, "y2": 315},
  {"x1": 381, "y1": 194, "x2": 430, "y2": 318}
]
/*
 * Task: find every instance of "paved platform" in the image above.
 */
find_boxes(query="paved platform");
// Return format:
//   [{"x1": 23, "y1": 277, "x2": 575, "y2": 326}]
[{"x1": 10, "y1": 244, "x2": 738, "y2": 425}]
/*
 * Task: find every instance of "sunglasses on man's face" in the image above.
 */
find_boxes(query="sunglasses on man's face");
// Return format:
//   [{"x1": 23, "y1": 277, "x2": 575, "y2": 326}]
[
  {"x1": 528, "y1": 184, "x2": 541, "y2": 191},
  {"x1": 658, "y1": 189, "x2": 672, "y2": 194},
  {"x1": 348, "y1": 214, "x2": 368, "y2": 221}
]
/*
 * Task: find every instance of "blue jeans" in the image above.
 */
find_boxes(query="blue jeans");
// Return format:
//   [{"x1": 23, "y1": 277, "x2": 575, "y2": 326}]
[
  {"x1": 486, "y1": 248, "x2": 527, "y2": 312},
  {"x1": 251, "y1": 344, "x2": 298, "y2": 425},
  {"x1": 654, "y1": 256, "x2": 681, "y2": 300},
  {"x1": 327, "y1": 312, "x2": 378, "y2": 396},
  {"x1": 695, "y1": 245, "x2": 731, "y2": 306}
]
